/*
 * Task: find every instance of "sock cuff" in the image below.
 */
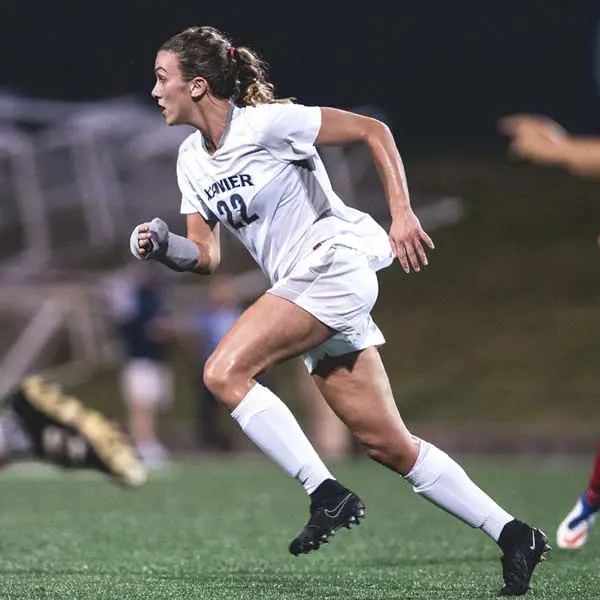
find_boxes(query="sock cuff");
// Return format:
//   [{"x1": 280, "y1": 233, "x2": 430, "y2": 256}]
[
  {"x1": 404, "y1": 439, "x2": 450, "y2": 491},
  {"x1": 231, "y1": 382, "x2": 277, "y2": 428},
  {"x1": 585, "y1": 487, "x2": 600, "y2": 508}
]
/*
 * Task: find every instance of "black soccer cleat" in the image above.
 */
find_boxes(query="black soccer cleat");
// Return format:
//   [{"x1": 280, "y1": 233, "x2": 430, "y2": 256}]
[
  {"x1": 289, "y1": 479, "x2": 365, "y2": 556},
  {"x1": 7, "y1": 376, "x2": 147, "y2": 486},
  {"x1": 498, "y1": 520, "x2": 551, "y2": 596}
]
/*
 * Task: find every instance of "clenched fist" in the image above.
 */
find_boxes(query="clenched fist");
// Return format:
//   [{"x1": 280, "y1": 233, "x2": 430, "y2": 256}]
[{"x1": 130, "y1": 218, "x2": 170, "y2": 260}]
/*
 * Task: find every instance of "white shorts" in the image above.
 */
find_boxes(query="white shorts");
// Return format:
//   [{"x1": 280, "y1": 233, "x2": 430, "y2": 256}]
[
  {"x1": 269, "y1": 242, "x2": 385, "y2": 373},
  {"x1": 120, "y1": 359, "x2": 173, "y2": 408}
]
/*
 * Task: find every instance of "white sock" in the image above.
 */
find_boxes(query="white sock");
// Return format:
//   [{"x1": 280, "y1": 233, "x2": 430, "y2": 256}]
[
  {"x1": 405, "y1": 439, "x2": 513, "y2": 541},
  {"x1": 231, "y1": 382, "x2": 333, "y2": 494}
]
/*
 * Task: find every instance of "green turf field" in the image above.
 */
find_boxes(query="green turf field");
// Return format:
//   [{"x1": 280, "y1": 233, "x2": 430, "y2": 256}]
[{"x1": 0, "y1": 458, "x2": 598, "y2": 599}]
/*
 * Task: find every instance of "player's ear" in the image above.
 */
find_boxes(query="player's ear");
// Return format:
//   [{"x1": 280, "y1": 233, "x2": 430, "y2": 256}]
[{"x1": 189, "y1": 77, "x2": 208, "y2": 100}]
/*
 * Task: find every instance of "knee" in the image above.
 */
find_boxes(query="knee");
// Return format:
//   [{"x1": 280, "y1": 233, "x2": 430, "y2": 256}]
[
  {"x1": 203, "y1": 354, "x2": 235, "y2": 407},
  {"x1": 203, "y1": 352, "x2": 255, "y2": 410}
]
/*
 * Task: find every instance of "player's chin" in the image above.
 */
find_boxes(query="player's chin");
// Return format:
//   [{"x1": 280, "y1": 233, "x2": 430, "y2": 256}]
[{"x1": 164, "y1": 111, "x2": 185, "y2": 127}]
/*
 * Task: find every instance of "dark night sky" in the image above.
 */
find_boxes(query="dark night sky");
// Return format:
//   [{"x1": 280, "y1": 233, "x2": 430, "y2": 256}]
[{"x1": 2, "y1": 1, "x2": 600, "y2": 146}]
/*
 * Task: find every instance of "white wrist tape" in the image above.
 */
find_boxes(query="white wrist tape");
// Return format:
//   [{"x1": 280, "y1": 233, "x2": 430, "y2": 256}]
[{"x1": 130, "y1": 218, "x2": 200, "y2": 272}]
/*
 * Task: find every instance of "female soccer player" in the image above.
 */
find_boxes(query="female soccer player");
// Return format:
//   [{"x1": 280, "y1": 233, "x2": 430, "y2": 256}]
[
  {"x1": 556, "y1": 449, "x2": 600, "y2": 549},
  {"x1": 131, "y1": 26, "x2": 549, "y2": 595},
  {"x1": 500, "y1": 113, "x2": 600, "y2": 549}
]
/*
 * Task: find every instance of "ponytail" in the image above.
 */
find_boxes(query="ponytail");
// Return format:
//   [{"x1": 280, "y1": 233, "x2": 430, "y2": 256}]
[{"x1": 232, "y1": 46, "x2": 293, "y2": 106}]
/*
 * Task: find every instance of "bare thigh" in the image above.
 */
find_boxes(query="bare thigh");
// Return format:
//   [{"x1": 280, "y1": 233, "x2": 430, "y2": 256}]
[
  {"x1": 312, "y1": 347, "x2": 419, "y2": 474},
  {"x1": 204, "y1": 292, "x2": 333, "y2": 409}
]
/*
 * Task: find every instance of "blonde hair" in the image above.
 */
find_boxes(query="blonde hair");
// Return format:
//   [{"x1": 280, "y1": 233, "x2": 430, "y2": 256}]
[{"x1": 233, "y1": 46, "x2": 292, "y2": 106}]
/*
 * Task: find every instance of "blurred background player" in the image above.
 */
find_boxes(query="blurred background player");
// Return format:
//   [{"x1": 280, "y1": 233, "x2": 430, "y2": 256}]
[
  {"x1": 499, "y1": 114, "x2": 600, "y2": 178},
  {"x1": 107, "y1": 262, "x2": 174, "y2": 468},
  {"x1": 556, "y1": 450, "x2": 600, "y2": 549},
  {"x1": 500, "y1": 113, "x2": 600, "y2": 548},
  {"x1": 192, "y1": 275, "x2": 242, "y2": 451},
  {"x1": 0, "y1": 375, "x2": 146, "y2": 486}
]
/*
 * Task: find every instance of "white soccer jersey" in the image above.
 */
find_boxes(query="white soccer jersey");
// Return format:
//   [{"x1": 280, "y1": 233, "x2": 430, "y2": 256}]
[{"x1": 177, "y1": 102, "x2": 393, "y2": 284}]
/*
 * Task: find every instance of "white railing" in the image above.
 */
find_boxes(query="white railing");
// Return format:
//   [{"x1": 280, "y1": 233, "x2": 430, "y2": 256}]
[{"x1": 0, "y1": 269, "x2": 271, "y2": 396}]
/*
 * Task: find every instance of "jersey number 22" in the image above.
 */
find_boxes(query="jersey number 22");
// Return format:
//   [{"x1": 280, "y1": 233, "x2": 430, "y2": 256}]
[{"x1": 216, "y1": 194, "x2": 259, "y2": 230}]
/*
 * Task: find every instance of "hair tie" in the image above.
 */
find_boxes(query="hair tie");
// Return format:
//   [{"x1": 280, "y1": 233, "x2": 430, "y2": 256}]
[{"x1": 229, "y1": 46, "x2": 236, "y2": 58}]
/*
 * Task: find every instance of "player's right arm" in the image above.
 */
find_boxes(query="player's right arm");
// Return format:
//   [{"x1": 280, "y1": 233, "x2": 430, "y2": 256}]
[
  {"x1": 130, "y1": 142, "x2": 221, "y2": 275},
  {"x1": 130, "y1": 215, "x2": 220, "y2": 275},
  {"x1": 185, "y1": 213, "x2": 220, "y2": 274}
]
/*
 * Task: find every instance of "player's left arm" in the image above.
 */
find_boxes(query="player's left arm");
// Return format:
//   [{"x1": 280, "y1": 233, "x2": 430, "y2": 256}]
[{"x1": 315, "y1": 107, "x2": 434, "y2": 273}]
